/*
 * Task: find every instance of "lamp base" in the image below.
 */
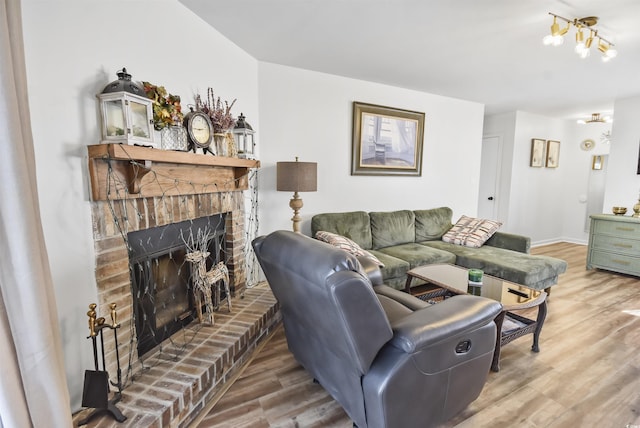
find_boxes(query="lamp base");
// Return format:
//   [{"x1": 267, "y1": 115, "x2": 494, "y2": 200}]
[{"x1": 289, "y1": 192, "x2": 304, "y2": 233}]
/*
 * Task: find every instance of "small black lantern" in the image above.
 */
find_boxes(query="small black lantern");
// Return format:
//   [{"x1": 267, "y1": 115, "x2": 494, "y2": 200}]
[
  {"x1": 97, "y1": 68, "x2": 155, "y2": 146},
  {"x1": 232, "y1": 113, "x2": 256, "y2": 159}
]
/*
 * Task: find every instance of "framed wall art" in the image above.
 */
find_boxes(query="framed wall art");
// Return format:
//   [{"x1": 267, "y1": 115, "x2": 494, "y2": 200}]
[
  {"x1": 546, "y1": 140, "x2": 560, "y2": 168},
  {"x1": 530, "y1": 138, "x2": 546, "y2": 167},
  {"x1": 351, "y1": 101, "x2": 425, "y2": 176},
  {"x1": 592, "y1": 155, "x2": 604, "y2": 170}
]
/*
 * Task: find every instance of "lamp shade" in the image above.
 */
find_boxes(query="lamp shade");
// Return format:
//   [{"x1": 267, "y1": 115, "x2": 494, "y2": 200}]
[{"x1": 277, "y1": 160, "x2": 317, "y2": 192}]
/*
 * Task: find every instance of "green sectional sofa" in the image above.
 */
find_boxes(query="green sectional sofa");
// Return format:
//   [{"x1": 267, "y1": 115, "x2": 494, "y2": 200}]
[{"x1": 311, "y1": 207, "x2": 567, "y2": 292}]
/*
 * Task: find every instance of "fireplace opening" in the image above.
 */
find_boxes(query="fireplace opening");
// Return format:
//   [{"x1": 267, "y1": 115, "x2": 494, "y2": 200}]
[{"x1": 128, "y1": 214, "x2": 227, "y2": 357}]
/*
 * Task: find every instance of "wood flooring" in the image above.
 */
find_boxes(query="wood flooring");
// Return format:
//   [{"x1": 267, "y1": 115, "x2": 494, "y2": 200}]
[{"x1": 192, "y1": 243, "x2": 640, "y2": 427}]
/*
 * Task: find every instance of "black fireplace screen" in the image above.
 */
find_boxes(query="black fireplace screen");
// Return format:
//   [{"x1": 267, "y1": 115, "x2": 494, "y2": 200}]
[{"x1": 127, "y1": 214, "x2": 226, "y2": 357}]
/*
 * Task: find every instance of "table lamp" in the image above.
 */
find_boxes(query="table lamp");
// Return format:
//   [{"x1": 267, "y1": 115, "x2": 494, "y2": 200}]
[{"x1": 277, "y1": 157, "x2": 317, "y2": 233}]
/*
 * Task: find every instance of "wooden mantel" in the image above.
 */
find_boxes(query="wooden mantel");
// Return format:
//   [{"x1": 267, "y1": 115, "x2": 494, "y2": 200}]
[{"x1": 88, "y1": 143, "x2": 260, "y2": 201}]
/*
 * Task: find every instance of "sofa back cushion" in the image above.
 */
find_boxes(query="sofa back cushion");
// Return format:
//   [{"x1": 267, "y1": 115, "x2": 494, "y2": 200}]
[
  {"x1": 370, "y1": 210, "x2": 415, "y2": 249},
  {"x1": 414, "y1": 207, "x2": 453, "y2": 241},
  {"x1": 311, "y1": 211, "x2": 372, "y2": 249}
]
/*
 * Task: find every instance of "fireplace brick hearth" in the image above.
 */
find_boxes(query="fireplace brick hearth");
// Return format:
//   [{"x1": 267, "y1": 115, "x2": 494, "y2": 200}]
[{"x1": 73, "y1": 284, "x2": 280, "y2": 427}]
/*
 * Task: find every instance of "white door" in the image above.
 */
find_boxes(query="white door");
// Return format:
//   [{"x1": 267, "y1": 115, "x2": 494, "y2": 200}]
[{"x1": 478, "y1": 136, "x2": 501, "y2": 220}]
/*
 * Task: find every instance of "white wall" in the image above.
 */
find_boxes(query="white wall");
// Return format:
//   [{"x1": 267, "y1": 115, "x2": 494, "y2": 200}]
[
  {"x1": 605, "y1": 96, "x2": 640, "y2": 211},
  {"x1": 256, "y1": 62, "x2": 486, "y2": 236},
  {"x1": 508, "y1": 111, "x2": 568, "y2": 244},
  {"x1": 21, "y1": 0, "x2": 259, "y2": 410},
  {"x1": 563, "y1": 121, "x2": 611, "y2": 241}
]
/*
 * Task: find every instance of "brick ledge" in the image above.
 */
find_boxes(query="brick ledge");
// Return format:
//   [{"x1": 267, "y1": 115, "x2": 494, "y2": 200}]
[{"x1": 72, "y1": 283, "x2": 280, "y2": 428}]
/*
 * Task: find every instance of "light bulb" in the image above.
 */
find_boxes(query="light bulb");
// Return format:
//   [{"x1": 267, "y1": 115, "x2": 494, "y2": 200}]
[{"x1": 577, "y1": 47, "x2": 590, "y2": 58}]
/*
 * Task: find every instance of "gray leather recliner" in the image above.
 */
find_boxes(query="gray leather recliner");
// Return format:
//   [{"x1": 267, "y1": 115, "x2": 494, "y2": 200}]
[{"x1": 252, "y1": 230, "x2": 502, "y2": 428}]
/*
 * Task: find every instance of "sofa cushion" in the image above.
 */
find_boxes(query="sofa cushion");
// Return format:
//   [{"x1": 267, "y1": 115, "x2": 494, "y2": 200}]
[
  {"x1": 422, "y1": 241, "x2": 567, "y2": 290},
  {"x1": 442, "y1": 215, "x2": 502, "y2": 248},
  {"x1": 311, "y1": 211, "x2": 372, "y2": 250},
  {"x1": 370, "y1": 210, "x2": 415, "y2": 250},
  {"x1": 377, "y1": 243, "x2": 456, "y2": 269},
  {"x1": 367, "y1": 251, "x2": 410, "y2": 290},
  {"x1": 414, "y1": 207, "x2": 453, "y2": 241},
  {"x1": 315, "y1": 231, "x2": 384, "y2": 267},
  {"x1": 485, "y1": 231, "x2": 531, "y2": 254},
  {"x1": 372, "y1": 244, "x2": 456, "y2": 290}
]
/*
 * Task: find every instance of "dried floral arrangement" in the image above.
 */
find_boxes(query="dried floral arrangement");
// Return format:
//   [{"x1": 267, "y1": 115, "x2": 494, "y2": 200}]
[
  {"x1": 142, "y1": 81, "x2": 184, "y2": 130},
  {"x1": 196, "y1": 88, "x2": 237, "y2": 134}
]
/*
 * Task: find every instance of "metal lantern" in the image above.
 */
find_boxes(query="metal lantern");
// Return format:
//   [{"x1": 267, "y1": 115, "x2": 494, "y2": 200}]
[
  {"x1": 97, "y1": 68, "x2": 155, "y2": 147},
  {"x1": 232, "y1": 113, "x2": 256, "y2": 159}
]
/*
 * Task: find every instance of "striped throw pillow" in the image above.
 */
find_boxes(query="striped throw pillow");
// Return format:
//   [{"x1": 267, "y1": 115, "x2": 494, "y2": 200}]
[
  {"x1": 315, "y1": 231, "x2": 384, "y2": 267},
  {"x1": 442, "y1": 215, "x2": 502, "y2": 248}
]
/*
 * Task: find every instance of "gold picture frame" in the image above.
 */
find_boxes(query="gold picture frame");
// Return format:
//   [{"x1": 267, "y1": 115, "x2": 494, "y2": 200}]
[
  {"x1": 530, "y1": 138, "x2": 546, "y2": 167},
  {"x1": 351, "y1": 101, "x2": 425, "y2": 176},
  {"x1": 592, "y1": 155, "x2": 604, "y2": 170},
  {"x1": 546, "y1": 140, "x2": 560, "y2": 168}
]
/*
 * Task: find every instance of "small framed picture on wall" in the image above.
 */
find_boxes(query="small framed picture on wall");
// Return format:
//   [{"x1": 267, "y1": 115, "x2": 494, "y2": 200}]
[
  {"x1": 546, "y1": 140, "x2": 560, "y2": 168},
  {"x1": 530, "y1": 138, "x2": 546, "y2": 167},
  {"x1": 592, "y1": 155, "x2": 604, "y2": 170}
]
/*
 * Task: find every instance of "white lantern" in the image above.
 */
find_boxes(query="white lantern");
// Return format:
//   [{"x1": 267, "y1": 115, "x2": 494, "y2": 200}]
[
  {"x1": 97, "y1": 68, "x2": 155, "y2": 147},
  {"x1": 232, "y1": 113, "x2": 256, "y2": 159}
]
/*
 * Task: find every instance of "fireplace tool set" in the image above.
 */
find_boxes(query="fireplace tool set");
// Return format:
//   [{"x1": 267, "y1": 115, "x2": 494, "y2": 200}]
[{"x1": 78, "y1": 302, "x2": 126, "y2": 425}]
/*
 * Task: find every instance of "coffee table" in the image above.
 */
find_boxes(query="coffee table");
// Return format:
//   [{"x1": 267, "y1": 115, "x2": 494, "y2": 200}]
[{"x1": 404, "y1": 264, "x2": 547, "y2": 372}]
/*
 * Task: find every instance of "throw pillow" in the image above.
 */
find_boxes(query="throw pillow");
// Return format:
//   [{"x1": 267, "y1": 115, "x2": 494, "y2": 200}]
[
  {"x1": 442, "y1": 215, "x2": 502, "y2": 248},
  {"x1": 315, "y1": 231, "x2": 385, "y2": 267}
]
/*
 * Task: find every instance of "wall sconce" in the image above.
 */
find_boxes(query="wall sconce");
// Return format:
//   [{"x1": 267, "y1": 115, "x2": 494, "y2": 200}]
[
  {"x1": 277, "y1": 158, "x2": 317, "y2": 233},
  {"x1": 232, "y1": 113, "x2": 256, "y2": 159},
  {"x1": 97, "y1": 68, "x2": 155, "y2": 147},
  {"x1": 543, "y1": 13, "x2": 617, "y2": 62}
]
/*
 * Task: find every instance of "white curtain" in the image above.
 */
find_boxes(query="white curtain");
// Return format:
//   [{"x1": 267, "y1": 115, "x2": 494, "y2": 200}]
[{"x1": 0, "y1": 0, "x2": 72, "y2": 426}]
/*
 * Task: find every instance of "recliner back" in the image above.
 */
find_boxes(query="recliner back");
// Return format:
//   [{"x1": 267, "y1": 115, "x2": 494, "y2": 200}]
[{"x1": 253, "y1": 231, "x2": 393, "y2": 372}]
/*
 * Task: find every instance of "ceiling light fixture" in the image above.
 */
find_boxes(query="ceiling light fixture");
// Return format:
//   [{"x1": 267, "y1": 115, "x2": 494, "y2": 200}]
[
  {"x1": 543, "y1": 13, "x2": 617, "y2": 62},
  {"x1": 576, "y1": 113, "x2": 613, "y2": 124}
]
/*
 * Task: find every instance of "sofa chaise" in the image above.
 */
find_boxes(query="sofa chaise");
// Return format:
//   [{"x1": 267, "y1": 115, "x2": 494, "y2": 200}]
[{"x1": 311, "y1": 207, "x2": 567, "y2": 292}]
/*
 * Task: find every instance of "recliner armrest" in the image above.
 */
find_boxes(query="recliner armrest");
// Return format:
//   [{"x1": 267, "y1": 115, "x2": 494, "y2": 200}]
[
  {"x1": 389, "y1": 295, "x2": 502, "y2": 353},
  {"x1": 356, "y1": 256, "x2": 383, "y2": 286},
  {"x1": 373, "y1": 284, "x2": 430, "y2": 311}
]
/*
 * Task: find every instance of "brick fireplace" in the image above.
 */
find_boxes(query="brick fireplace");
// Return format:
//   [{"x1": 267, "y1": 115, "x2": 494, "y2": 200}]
[{"x1": 80, "y1": 144, "x2": 281, "y2": 426}]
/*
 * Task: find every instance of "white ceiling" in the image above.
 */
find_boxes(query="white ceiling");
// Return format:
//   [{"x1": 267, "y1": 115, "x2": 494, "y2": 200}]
[{"x1": 180, "y1": 0, "x2": 640, "y2": 121}]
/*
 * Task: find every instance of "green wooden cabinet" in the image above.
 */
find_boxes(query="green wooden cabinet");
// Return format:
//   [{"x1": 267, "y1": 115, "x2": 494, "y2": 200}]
[{"x1": 587, "y1": 214, "x2": 640, "y2": 276}]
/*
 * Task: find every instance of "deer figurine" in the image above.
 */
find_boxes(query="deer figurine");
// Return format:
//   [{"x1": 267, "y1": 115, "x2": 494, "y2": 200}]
[{"x1": 185, "y1": 251, "x2": 231, "y2": 325}]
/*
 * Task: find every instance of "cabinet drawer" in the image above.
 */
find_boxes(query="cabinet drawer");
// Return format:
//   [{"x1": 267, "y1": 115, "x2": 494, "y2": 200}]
[
  {"x1": 589, "y1": 250, "x2": 640, "y2": 275},
  {"x1": 594, "y1": 219, "x2": 640, "y2": 237},
  {"x1": 591, "y1": 234, "x2": 640, "y2": 255}
]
